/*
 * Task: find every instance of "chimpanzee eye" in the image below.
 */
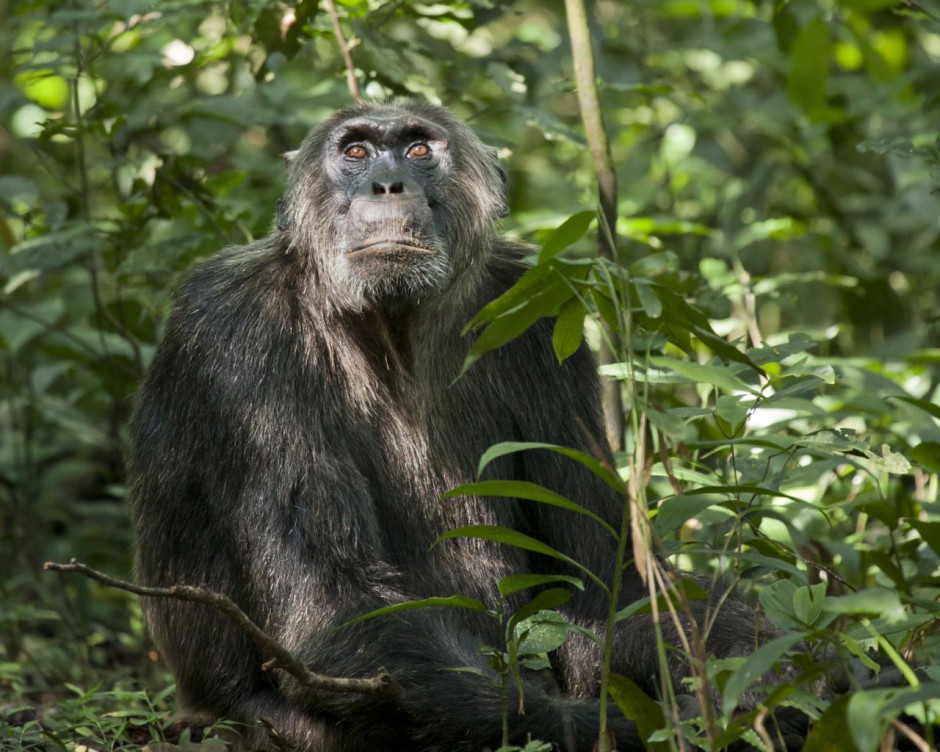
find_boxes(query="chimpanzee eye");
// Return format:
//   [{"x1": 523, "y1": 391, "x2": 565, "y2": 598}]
[
  {"x1": 406, "y1": 143, "x2": 430, "y2": 158},
  {"x1": 344, "y1": 144, "x2": 368, "y2": 159}
]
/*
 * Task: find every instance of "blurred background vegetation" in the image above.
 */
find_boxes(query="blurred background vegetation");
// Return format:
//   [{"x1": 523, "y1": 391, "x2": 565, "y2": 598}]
[{"x1": 1, "y1": 0, "x2": 939, "y2": 750}]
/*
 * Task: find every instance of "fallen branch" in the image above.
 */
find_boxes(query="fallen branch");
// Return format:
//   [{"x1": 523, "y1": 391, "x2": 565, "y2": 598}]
[
  {"x1": 44, "y1": 559, "x2": 400, "y2": 700},
  {"x1": 889, "y1": 717, "x2": 930, "y2": 752}
]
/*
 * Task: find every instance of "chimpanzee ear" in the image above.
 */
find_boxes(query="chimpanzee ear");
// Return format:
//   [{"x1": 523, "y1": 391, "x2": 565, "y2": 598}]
[
  {"x1": 277, "y1": 151, "x2": 299, "y2": 231},
  {"x1": 283, "y1": 149, "x2": 300, "y2": 167},
  {"x1": 276, "y1": 198, "x2": 291, "y2": 232}
]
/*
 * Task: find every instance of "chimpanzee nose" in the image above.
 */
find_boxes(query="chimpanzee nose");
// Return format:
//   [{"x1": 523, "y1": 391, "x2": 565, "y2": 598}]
[
  {"x1": 356, "y1": 163, "x2": 420, "y2": 200},
  {"x1": 372, "y1": 180, "x2": 405, "y2": 195}
]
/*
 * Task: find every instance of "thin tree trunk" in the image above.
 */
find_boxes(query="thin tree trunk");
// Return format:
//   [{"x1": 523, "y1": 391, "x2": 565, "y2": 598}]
[{"x1": 564, "y1": 0, "x2": 624, "y2": 451}]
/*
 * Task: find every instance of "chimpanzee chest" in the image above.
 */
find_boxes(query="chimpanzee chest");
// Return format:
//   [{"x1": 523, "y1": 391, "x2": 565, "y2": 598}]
[{"x1": 360, "y1": 388, "x2": 529, "y2": 599}]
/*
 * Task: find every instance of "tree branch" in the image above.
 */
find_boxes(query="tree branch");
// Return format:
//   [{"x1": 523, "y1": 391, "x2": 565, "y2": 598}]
[
  {"x1": 564, "y1": 0, "x2": 618, "y2": 262},
  {"x1": 323, "y1": 0, "x2": 361, "y2": 99},
  {"x1": 44, "y1": 559, "x2": 400, "y2": 700}
]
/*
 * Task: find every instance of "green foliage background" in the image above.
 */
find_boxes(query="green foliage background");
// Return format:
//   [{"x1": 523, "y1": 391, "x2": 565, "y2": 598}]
[{"x1": 1, "y1": 0, "x2": 939, "y2": 750}]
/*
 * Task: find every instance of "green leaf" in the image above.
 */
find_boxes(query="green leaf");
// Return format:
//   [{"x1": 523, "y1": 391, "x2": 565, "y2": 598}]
[
  {"x1": 840, "y1": 635, "x2": 881, "y2": 674},
  {"x1": 716, "y1": 394, "x2": 747, "y2": 433},
  {"x1": 447, "y1": 666, "x2": 493, "y2": 683},
  {"x1": 794, "y1": 429, "x2": 868, "y2": 456},
  {"x1": 837, "y1": 0, "x2": 903, "y2": 14},
  {"x1": 0, "y1": 176, "x2": 39, "y2": 213},
  {"x1": 622, "y1": 217, "x2": 715, "y2": 242},
  {"x1": 647, "y1": 284, "x2": 761, "y2": 369},
  {"x1": 0, "y1": 300, "x2": 65, "y2": 352},
  {"x1": 633, "y1": 279, "x2": 662, "y2": 318},
  {"x1": 337, "y1": 595, "x2": 493, "y2": 629},
  {"x1": 1, "y1": 226, "x2": 97, "y2": 279},
  {"x1": 519, "y1": 105, "x2": 587, "y2": 145},
  {"x1": 759, "y1": 580, "x2": 836, "y2": 631},
  {"x1": 460, "y1": 260, "x2": 591, "y2": 373},
  {"x1": 653, "y1": 495, "x2": 726, "y2": 535},
  {"x1": 464, "y1": 258, "x2": 592, "y2": 332},
  {"x1": 648, "y1": 356, "x2": 758, "y2": 395},
  {"x1": 600, "y1": 362, "x2": 696, "y2": 384},
  {"x1": 909, "y1": 442, "x2": 940, "y2": 472},
  {"x1": 460, "y1": 304, "x2": 549, "y2": 376},
  {"x1": 721, "y1": 632, "x2": 804, "y2": 715},
  {"x1": 824, "y1": 589, "x2": 905, "y2": 619},
  {"x1": 908, "y1": 520, "x2": 940, "y2": 557},
  {"x1": 878, "y1": 683, "x2": 940, "y2": 715},
  {"x1": 846, "y1": 690, "x2": 894, "y2": 752},
  {"x1": 538, "y1": 210, "x2": 596, "y2": 262},
  {"x1": 498, "y1": 574, "x2": 584, "y2": 596},
  {"x1": 552, "y1": 297, "x2": 585, "y2": 363},
  {"x1": 608, "y1": 673, "x2": 667, "y2": 751},
  {"x1": 802, "y1": 694, "x2": 858, "y2": 752},
  {"x1": 436, "y1": 525, "x2": 607, "y2": 593},
  {"x1": 507, "y1": 589, "x2": 571, "y2": 633},
  {"x1": 778, "y1": 361, "x2": 836, "y2": 385},
  {"x1": 734, "y1": 218, "x2": 807, "y2": 252},
  {"x1": 908, "y1": 439, "x2": 940, "y2": 474},
  {"x1": 513, "y1": 610, "x2": 572, "y2": 655},
  {"x1": 866, "y1": 551, "x2": 906, "y2": 590},
  {"x1": 893, "y1": 396, "x2": 940, "y2": 421},
  {"x1": 868, "y1": 444, "x2": 911, "y2": 475},
  {"x1": 476, "y1": 441, "x2": 626, "y2": 494},
  {"x1": 614, "y1": 578, "x2": 708, "y2": 622},
  {"x1": 443, "y1": 480, "x2": 617, "y2": 538},
  {"x1": 752, "y1": 271, "x2": 855, "y2": 296},
  {"x1": 792, "y1": 582, "x2": 827, "y2": 627},
  {"x1": 686, "y1": 484, "x2": 807, "y2": 504},
  {"x1": 591, "y1": 286, "x2": 621, "y2": 330},
  {"x1": 856, "y1": 137, "x2": 928, "y2": 156},
  {"x1": 787, "y1": 16, "x2": 831, "y2": 117}
]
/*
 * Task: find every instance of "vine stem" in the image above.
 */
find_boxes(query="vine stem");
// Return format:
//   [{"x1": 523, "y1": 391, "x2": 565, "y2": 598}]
[{"x1": 597, "y1": 414, "x2": 645, "y2": 752}]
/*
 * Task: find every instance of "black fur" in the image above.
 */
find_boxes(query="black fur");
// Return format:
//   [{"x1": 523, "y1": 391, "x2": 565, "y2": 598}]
[{"x1": 129, "y1": 100, "x2": 771, "y2": 752}]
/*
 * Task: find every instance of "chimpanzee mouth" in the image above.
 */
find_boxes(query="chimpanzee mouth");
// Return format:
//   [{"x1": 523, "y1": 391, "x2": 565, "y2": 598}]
[{"x1": 347, "y1": 241, "x2": 436, "y2": 256}]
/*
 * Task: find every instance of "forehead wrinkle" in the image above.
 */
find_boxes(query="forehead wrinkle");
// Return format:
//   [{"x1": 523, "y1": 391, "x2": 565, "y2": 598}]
[{"x1": 333, "y1": 116, "x2": 445, "y2": 148}]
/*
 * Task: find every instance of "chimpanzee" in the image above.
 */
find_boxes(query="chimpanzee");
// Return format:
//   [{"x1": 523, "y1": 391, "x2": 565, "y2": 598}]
[{"x1": 128, "y1": 100, "x2": 777, "y2": 752}]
